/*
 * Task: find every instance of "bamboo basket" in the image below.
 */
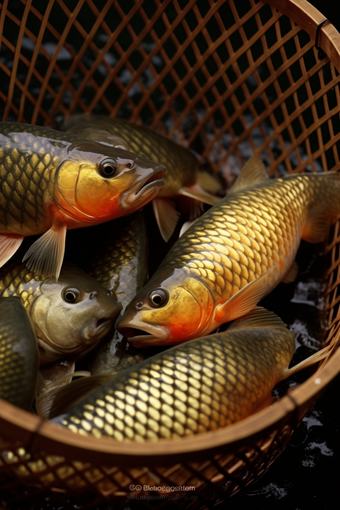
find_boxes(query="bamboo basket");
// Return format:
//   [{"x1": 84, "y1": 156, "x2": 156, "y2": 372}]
[{"x1": 0, "y1": 0, "x2": 340, "y2": 508}]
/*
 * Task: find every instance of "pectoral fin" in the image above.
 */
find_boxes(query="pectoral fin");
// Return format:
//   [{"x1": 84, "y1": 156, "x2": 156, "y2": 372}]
[
  {"x1": 214, "y1": 267, "x2": 276, "y2": 324},
  {"x1": 179, "y1": 184, "x2": 221, "y2": 206},
  {"x1": 22, "y1": 220, "x2": 67, "y2": 279},
  {"x1": 0, "y1": 233, "x2": 24, "y2": 267},
  {"x1": 152, "y1": 197, "x2": 180, "y2": 242}
]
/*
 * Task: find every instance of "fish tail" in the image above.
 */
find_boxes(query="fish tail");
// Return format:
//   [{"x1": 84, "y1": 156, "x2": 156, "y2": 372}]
[
  {"x1": 284, "y1": 344, "x2": 333, "y2": 379},
  {"x1": 196, "y1": 169, "x2": 225, "y2": 196},
  {"x1": 302, "y1": 172, "x2": 340, "y2": 243}
]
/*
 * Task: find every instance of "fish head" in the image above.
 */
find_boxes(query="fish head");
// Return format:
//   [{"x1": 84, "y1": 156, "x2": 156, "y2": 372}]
[
  {"x1": 117, "y1": 268, "x2": 215, "y2": 346},
  {"x1": 55, "y1": 142, "x2": 165, "y2": 223},
  {"x1": 30, "y1": 263, "x2": 122, "y2": 365}
]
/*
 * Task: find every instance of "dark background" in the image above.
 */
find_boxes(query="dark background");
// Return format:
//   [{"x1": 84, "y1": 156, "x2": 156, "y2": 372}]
[{"x1": 309, "y1": 0, "x2": 340, "y2": 32}]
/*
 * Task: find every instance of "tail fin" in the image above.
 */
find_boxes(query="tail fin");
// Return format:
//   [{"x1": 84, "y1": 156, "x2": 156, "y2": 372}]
[{"x1": 283, "y1": 344, "x2": 332, "y2": 379}]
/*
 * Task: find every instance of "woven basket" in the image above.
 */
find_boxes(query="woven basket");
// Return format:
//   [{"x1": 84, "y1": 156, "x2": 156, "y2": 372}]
[{"x1": 0, "y1": 0, "x2": 340, "y2": 508}]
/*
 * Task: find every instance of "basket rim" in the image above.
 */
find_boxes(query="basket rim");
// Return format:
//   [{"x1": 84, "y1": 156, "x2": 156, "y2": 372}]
[
  {"x1": 0, "y1": 345, "x2": 339, "y2": 465},
  {"x1": 266, "y1": 0, "x2": 340, "y2": 65}
]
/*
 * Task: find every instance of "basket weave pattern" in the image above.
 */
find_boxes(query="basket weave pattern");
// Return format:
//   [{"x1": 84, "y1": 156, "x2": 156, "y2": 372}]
[{"x1": 0, "y1": 0, "x2": 340, "y2": 508}]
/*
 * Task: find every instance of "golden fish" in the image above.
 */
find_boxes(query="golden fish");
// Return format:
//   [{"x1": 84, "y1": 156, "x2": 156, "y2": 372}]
[
  {"x1": 118, "y1": 156, "x2": 340, "y2": 346},
  {"x1": 0, "y1": 122, "x2": 165, "y2": 279},
  {"x1": 0, "y1": 261, "x2": 121, "y2": 365},
  {"x1": 62, "y1": 114, "x2": 223, "y2": 242},
  {"x1": 0, "y1": 296, "x2": 38, "y2": 410},
  {"x1": 51, "y1": 309, "x2": 328, "y2": 440}
]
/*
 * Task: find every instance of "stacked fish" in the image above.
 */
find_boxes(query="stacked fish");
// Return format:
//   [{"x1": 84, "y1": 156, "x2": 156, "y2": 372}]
[{"x1": 0, "y1": 117, "x2": 334, "y2": 442}]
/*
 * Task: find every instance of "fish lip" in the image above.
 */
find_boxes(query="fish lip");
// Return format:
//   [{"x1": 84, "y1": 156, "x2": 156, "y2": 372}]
[
  {"x1": 122, "y1": 167, "x2": 165, "y2": 207},
  {"x1": 118, "y1": 321, "x2": 169, "y2": 346}
]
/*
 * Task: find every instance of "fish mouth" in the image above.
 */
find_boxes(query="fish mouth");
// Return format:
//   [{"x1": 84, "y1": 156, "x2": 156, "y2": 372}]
[
  {"x1": 123, "y1": 167, "x2": 165, "y2": 207},
  {"x1": 118, "y1": 322, "x2": 169, "y2": 347}
]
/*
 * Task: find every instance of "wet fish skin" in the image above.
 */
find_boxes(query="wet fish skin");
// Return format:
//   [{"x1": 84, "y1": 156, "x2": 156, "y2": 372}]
[
  {"x1": 86, "y1": 211, "x2": 148, "y2": 311},
  {"x1": 52, "y1": 310, "x2": 297, "y2": 440},
  {"x1": 86, "y1": 211, "x2": 151, "y2": 376},
  {"x1": 118, "y1": 157, "x2": 340, "y2": 346},
  {"x1": 62, "y1": 114, "x2": 222, "y2": 241},
  {"x1": 89, "y1": 332, "x2": 151, "y2": 377},
  {"x1": 0, "y1": 261, "x2": 122, "y2": 365},
  {"x1": 0, "y1": 122, "x2": 165, "y2": 278},
  {"x1": 0, "y1": 296, "x2": 38, "y2": 410}
]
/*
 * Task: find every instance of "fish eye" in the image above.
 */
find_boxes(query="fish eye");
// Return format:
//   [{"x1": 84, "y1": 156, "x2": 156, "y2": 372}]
[
  {"x1": 63, "y1": 287, "x2": 81, "y2": 303},
  {"x1": 99, "y1": 159, "x2": 117, "y2": 178},
  {"x1": 148, "y1": 289, "x2": 169, "y2": 308}
]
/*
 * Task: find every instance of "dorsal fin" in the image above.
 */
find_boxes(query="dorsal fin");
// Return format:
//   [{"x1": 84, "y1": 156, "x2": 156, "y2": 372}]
[{"x1": 229, "y1": 155, "x2": 269, "y2": 194}]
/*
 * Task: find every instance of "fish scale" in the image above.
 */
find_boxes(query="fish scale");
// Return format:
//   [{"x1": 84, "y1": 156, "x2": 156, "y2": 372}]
[
  {"x1": 53, "y1": 311, "x2": 296, "y2": 441},
  {"x1": 0, "y1": 297, "x2": 38, "y2": 410},
  {"x1": 143, "y1": 176, "x2": 308, "y2": 299},
  {"x1": 86, "y1": 212, "x2": 151, "y2": 377},
  {"x1": 118, "y1": 157, "x2": 340, "y2": 346},
  {"x1": 0, "y1": 125, "x2": 67, "y2": 233},
  {"x1": 0, "y1": 263, "x2": 41, "y2": 307},
  {"x1": 87, "y1": 212, "x2": 148, "y2": 309}
]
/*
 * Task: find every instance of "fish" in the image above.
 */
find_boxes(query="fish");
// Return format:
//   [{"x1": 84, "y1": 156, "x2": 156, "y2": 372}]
[
  {"x1": 118, "y1": 156, "x2": 340, "y2": 346},
  {"x1": 0, "y1": 296, "x2": 38, "y2": 410},
  {"x1": 50, "y1": 309, "x2": 330, "y2": 440},
  {"x1": 86, "y1": 210, "x2": 149, "y2": 310},
  {"x1": 85, "y1": 211, "x2": 151, "y2": 376},
  {"x1": 0, "y1": 260, "x2": 122, "y2": 365},
  {"x1": 62, "y1": 114, "x2": 223, "y2": 242},
  {"x1": 0, "y1": 121, "x2": 165, "y2": 279}
]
